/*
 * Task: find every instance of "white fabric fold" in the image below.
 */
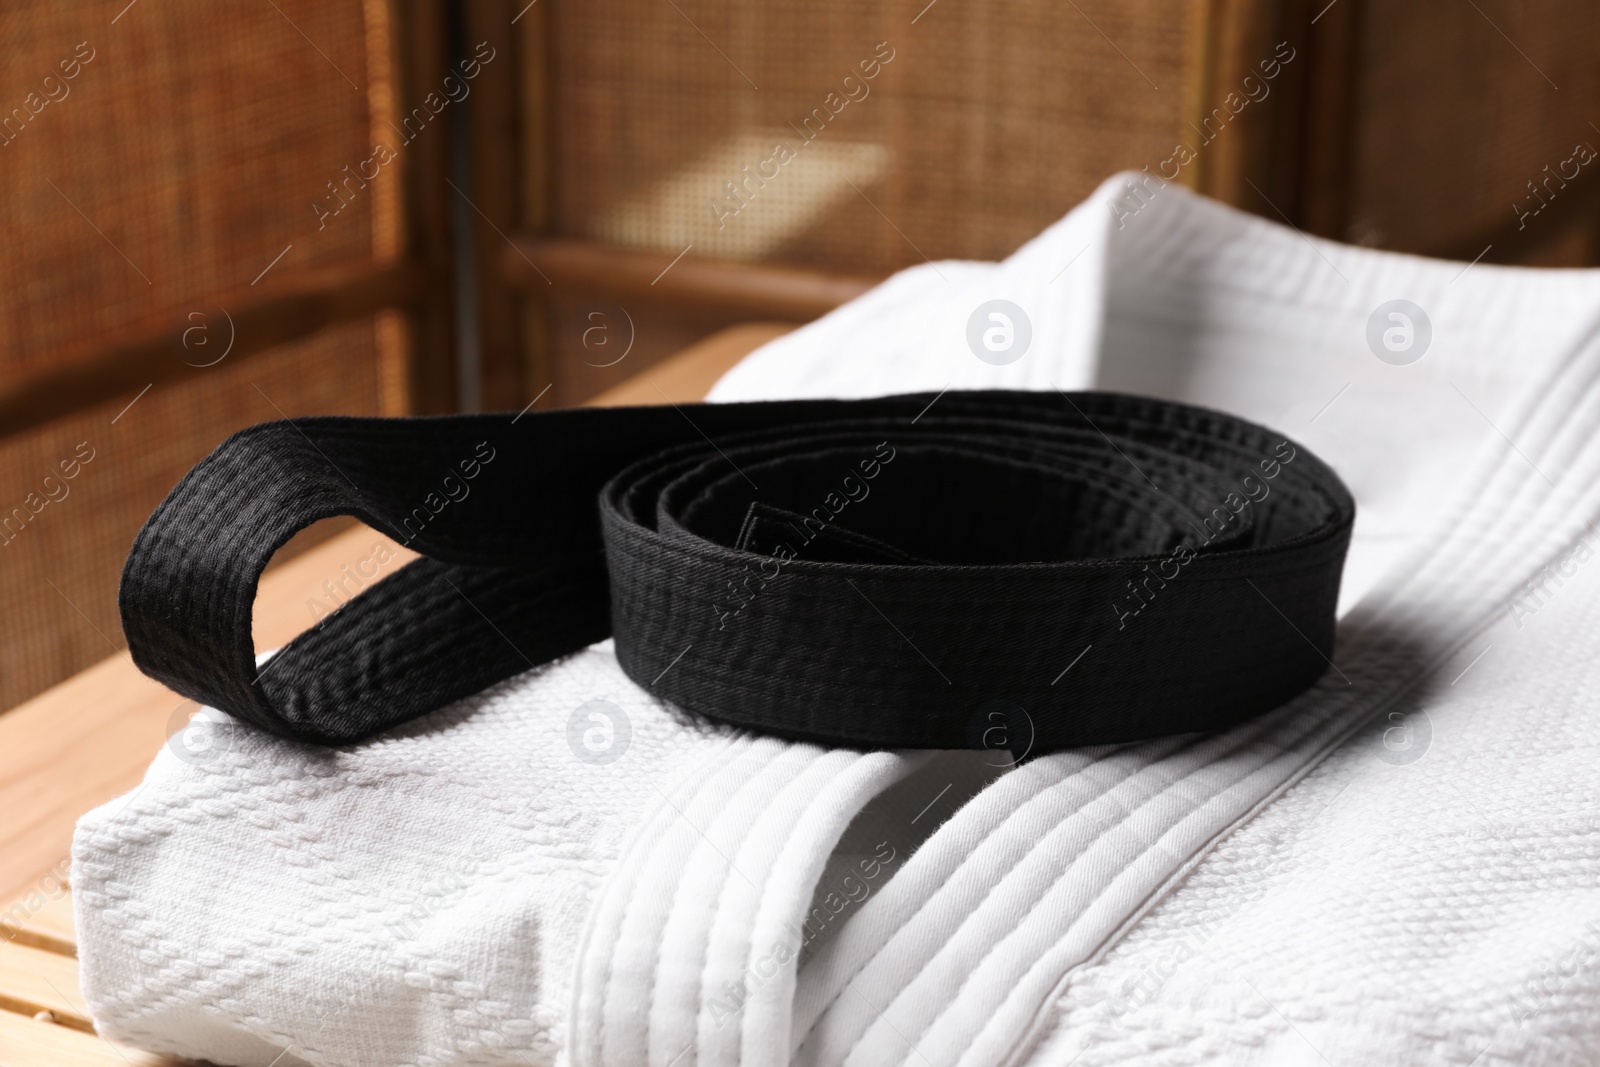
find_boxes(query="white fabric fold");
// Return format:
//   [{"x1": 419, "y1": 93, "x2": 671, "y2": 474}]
[
  {"x1": 570, "y1": 738, "x2": 924, "y2": 1067},
  {"x1": 74, "y1": 172, "x2": 1600, "y2": 1067}
]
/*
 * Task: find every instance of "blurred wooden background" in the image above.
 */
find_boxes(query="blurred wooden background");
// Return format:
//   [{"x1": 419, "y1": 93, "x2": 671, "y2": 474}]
[{"x1": 2, "y1": 0, "x2": 1598, "y2": 713}]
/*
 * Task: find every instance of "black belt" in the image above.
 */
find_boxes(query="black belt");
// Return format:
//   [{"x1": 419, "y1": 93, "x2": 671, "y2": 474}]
[{"x1": 120, "y1": 390, "x2": 1354, "y2": 753}]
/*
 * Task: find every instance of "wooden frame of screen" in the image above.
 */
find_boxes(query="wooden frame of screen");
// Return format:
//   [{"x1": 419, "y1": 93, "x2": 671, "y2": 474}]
[{"x1": 0, "y1": 0, "x2": 460, "y2": 440}]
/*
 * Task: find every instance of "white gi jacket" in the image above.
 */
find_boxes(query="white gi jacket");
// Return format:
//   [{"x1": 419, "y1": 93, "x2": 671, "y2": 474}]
[{"x1": 75, "y1": 173, "x2": 1600, "y2": 1067}]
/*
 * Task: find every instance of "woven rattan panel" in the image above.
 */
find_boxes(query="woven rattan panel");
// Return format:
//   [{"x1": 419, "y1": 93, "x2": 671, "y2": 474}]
[
  {"x1": 1346, "y1": 0, "x2": 1600, "y2": 261},
  {"x1": 551, "y1": 0, "x2": 1204, "y2": 274},
  {"x1": 0, "y1": 321, "x2": 387, "y2": 712},
  {"x1": 0, "y1": 0, "x2": 402, "y2": 708},
  {"x1": 0, "y1": 0, "x2": 396, "y2": 386}
]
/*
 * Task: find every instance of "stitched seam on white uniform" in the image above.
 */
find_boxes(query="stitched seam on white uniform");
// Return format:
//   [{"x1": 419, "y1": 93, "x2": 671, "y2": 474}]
[{"x1": 823, "y1": 700, "x2": 1343, "y2": 1067}]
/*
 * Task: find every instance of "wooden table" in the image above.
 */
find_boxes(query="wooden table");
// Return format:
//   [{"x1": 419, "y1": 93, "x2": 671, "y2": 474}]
[{"x1": 0, "y1": 323, "x2": 788, "y2": 1066}]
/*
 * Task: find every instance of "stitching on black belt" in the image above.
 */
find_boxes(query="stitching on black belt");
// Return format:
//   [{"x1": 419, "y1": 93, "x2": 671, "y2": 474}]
[{"x1": 119, "y1": 390, "x2": 1355, "y2": 753}]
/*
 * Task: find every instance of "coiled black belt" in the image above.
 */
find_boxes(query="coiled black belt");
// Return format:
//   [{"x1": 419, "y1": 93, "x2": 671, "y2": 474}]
[{"x1": 120, "y1": 390, "x2": 1354, "y2": 753}]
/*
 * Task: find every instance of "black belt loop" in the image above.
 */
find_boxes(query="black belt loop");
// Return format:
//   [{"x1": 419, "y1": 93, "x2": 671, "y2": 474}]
[{"x1": 119, "y1": 391, "x2": 1354, "y2": 751}]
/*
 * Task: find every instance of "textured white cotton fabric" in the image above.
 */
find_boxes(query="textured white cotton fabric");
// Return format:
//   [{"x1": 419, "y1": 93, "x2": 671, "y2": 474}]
[
  {"x1": 75, "y1": 174, "x2": 1600, "y2": 1067},
  {"x1": 717, "y1": 174, "x2": 1600, "y2": 1066},
  {"x1": 73, "y1": 644, "x2": 925, "y2": 1067}
]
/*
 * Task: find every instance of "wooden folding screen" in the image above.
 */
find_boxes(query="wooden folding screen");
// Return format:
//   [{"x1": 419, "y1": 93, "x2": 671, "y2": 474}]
[
  {"x1": 499, "y1": 0, "x2": 1338, "y2": 404},
  {"x1": 5, "y1": 0, "x2": 1600, "y2": 711},
  {"x1": 496, "y1": 0, "x2": 1600, "y2": 405},
  {"x1": 0, "y1": 0, "x2": 455, "y2": 710},
  {"x1": 1338, "y1": 0, "x2": 1600, "y2": 264}
]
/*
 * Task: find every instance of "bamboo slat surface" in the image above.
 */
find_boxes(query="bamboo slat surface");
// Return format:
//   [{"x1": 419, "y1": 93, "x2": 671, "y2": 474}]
[
  {"x1": 0, "y1": 323, "x2": 780, "y2": 1065},
  {"x1": 0, "y1": 885, "x2": 74, "y2": 957},
  {"x1": 0, "y1": 938, "x2": 89, "y2": 1031},
  {"x1": 0, "y1": 887, "x2": 170, "y2": 1065},
  {"x1": 0, "y1": 1008, "x2": 168, "y2": 1067}
]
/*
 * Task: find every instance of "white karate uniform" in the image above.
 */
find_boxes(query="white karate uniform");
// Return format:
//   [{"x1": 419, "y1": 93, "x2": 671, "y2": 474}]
[{"x1": 75, "y1": 173, "x2": 1600, "y2": 1067}]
